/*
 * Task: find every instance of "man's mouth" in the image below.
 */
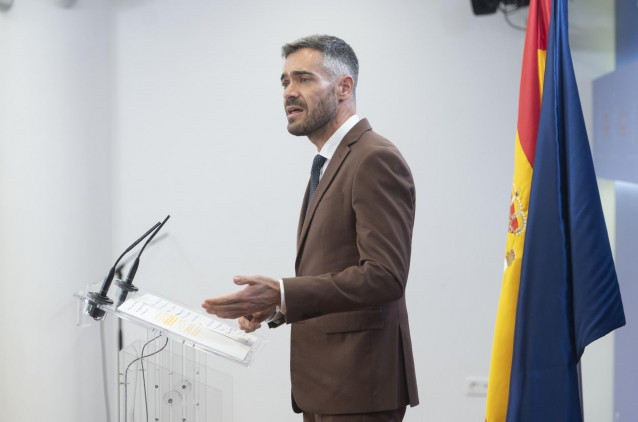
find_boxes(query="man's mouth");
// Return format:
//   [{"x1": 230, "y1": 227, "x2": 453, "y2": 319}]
[{"x1": 286, "y1": 105, "x2": 304, "y2": 117}]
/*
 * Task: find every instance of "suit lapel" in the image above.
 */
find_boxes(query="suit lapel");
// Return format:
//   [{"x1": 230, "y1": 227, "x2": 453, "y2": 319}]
[
  {"x1": 296, "y1": 182, "x2": 311, "y2": 242},
  {"x1": 297, "y1": 145, "x2": 350, "y2": 249},
  {"x1": 295, "y1": 119, "x2": 372, "y2": 259}
]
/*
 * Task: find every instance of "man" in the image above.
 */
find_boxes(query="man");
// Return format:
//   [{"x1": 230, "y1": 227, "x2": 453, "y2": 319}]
[{"x1": 202, "y1": 35, "x2": 418, "y2": 422}]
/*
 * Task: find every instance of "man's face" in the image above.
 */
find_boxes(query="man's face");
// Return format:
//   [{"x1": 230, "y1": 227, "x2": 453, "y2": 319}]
[{"x1": 281, "y1": 48, "x2": 338, "y2": 137}]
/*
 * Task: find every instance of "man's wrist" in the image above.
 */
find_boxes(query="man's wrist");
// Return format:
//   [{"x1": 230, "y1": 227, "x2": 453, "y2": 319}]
[{"x1": 262, "y1": 307, "x2": 280, "y2": 324}]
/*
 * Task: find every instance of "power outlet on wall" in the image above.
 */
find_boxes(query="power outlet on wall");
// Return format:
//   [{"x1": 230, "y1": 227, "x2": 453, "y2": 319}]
[{"x1": 465, "y1": 376, "x2": 489, "y2": 396}]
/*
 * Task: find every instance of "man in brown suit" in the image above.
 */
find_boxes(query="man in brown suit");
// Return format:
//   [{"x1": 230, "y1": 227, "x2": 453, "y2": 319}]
[{"x1": 202, "y1": 35, "x2": 418, "y2": 422}]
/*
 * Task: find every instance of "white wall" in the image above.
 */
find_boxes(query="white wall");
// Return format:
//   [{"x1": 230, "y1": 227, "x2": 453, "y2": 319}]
[{"x1": 0, "y1": 1, "x2": 114, "y2": 421}]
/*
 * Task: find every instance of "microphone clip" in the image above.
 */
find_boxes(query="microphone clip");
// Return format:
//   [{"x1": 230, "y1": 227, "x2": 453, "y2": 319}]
[{"x1": 86, "y1": 291, "x2": 113, "y2": 321}]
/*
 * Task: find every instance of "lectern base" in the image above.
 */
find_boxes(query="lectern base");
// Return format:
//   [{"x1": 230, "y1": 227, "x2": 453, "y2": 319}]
[{"x1": 120, "y1": 332, "x2": 234, "y2": 422}]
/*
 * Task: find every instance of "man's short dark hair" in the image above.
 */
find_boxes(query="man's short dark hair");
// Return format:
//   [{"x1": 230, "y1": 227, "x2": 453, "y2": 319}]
[{"x1": 282, "y1": 35, "x2": 359, "y2": 96}]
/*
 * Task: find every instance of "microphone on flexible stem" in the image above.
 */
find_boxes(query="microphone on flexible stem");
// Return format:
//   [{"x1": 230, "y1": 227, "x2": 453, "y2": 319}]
[
  {"x1": 114, "y1": 231, "x2": 170, "y2": 350},
  {"x1": 86, "y1": 221, "x2": 162, "y2": 320},
  {"x1": 115, "y1": 215, "x2": 170, "y2": 308},
  {"x1": 114, "y1": 232, "x2": 169, "y2": 280}
]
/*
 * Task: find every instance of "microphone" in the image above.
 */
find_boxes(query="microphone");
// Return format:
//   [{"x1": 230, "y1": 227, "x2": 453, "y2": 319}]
[
  {"x1": 115, "y1": 215, "x2": 170, "y2": 307},
  {"x1": 113, "y1": 230, "x2": 169, "y2": 350},
  {"x1": 86, "y1": 220, "x2": 162, "y2": 320},
  {"x1": 114, "y1": 232, "x2": 169, "y2": 280}
]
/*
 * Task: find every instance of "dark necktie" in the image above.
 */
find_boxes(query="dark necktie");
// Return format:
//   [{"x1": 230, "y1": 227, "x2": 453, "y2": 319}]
[{"x1": 307, "y1": 154, "x2": 327, "y2": 209}]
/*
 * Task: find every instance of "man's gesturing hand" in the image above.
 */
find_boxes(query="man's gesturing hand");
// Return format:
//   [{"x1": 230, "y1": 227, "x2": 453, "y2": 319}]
[
  {"x1": 201, "y1": 275, "x2": 280, "y2": 320},
  {"x1": 237, "y1": 313, "x2": 270, "y2": 333}
]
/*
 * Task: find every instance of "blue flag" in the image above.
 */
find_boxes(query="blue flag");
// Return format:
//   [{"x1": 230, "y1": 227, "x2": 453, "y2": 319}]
[{"x1": 506, "y1": 0, "x2": 626, "y2": 420}]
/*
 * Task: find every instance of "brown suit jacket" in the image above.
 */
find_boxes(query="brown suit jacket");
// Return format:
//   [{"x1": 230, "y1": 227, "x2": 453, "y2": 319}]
[{"x1": 280, "y1": 119, "x2": 419, "y2": 415}]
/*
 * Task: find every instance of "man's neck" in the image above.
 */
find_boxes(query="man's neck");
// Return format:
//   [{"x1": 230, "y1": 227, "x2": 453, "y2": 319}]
[{"x1": 308, "y1": 106, "x2": 356, "y2": 151}]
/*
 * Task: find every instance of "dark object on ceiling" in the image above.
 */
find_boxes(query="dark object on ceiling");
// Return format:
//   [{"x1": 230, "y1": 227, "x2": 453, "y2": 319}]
[{"x1": 471, "y1": 0, "x2": 530, "y2": 15}]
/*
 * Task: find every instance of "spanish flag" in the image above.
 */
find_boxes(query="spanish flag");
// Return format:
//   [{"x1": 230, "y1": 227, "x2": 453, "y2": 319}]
[{"x1": 486, "y1": 0, "x2": 625, "y2": 420}]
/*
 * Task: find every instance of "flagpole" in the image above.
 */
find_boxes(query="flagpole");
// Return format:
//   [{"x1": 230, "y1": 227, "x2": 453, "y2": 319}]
[{"x1": 577, "y1": 361, "x2": 584, "y2": 420}]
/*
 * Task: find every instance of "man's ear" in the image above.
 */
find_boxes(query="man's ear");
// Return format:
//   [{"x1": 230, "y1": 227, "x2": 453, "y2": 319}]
[{"x1": 337, "y1": 75, "x2": 354, "y2": 100}]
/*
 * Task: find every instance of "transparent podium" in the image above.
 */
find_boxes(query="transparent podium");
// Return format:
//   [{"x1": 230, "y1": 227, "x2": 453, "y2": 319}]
[{"x1": 75, "y1": 282, "x2": 265, "y2": 422}]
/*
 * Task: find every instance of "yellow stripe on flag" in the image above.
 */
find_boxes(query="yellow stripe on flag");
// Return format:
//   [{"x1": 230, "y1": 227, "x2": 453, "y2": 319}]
[
  {"x1": 486, "y1": 48, "x2": 544, "y2": 417},
  {"x1": 486, "y1": 0, "x2": 551, "y2": 417},
  {"x1": 486, "y1": 131, "x2": 533, "y2": 422}
]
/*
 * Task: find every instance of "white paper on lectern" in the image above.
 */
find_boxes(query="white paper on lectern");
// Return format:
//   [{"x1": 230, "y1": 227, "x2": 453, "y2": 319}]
[{"x1": 118, "y1": 293, "x2": 256, "y2": 361}]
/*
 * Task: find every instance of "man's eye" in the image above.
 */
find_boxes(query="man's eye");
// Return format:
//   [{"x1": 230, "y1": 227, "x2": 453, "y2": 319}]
[
  {"x1": 281, "y1": 81, "x2": 289, "y2": 88},
  {"x1": 300, "y1": 77, "x2": 311, "y2": 83}
]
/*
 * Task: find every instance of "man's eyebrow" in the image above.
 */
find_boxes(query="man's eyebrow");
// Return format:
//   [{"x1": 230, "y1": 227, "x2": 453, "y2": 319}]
[{"x1": 280, "y1": 70, "x2": 315, "y2": 81}]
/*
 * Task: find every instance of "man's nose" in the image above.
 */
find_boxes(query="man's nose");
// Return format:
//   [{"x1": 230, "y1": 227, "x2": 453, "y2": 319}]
[{"x1": 284, "y1": 83, "x2": 299, "y2": 100}]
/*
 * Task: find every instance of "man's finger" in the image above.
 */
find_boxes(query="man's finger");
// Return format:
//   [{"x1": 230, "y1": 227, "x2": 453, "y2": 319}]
[
  {"x1": 202, "y1": 295, "x2": 232, "y2": 307},
  {"x1": 233, "y1": 275, "x2": 260, "y2": 286},
  {"x1": 238, "y1": 315, "x2": 261, "y2": 333},
  {"x1": 207, "y1": 306, "x2": 249, "y2": 319}
]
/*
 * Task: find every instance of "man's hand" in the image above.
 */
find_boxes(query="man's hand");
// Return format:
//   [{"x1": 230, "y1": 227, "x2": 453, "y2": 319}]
[
  {"x1": 237, "y1": 311, "x2": 272, "y2": 333},
  {"x1": 202, "y1": 275, "x2": 280, "y2": 322}
]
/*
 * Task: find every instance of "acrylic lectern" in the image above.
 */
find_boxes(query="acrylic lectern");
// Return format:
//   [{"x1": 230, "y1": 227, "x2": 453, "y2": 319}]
[{"x1": 75, "y1": 282, "x2": 264, "y2": 422}]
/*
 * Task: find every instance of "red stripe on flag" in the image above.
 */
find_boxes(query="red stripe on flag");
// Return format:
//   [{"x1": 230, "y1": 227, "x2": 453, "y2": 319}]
[{"x1": 517, "y1": 0, "x2": 551, "y2": 168}]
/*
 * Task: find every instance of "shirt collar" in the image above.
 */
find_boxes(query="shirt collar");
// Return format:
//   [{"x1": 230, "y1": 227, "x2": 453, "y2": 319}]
[{"x1": 318, "y1": 114, "x2": 360, "y2": 161}]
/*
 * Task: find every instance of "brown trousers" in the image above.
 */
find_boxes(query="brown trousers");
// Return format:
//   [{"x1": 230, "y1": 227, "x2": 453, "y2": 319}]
[{"x1": 302, "y1": 407, "x2": 406, "y2": 422}]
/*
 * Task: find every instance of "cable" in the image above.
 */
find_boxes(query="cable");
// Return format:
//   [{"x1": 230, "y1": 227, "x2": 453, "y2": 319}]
[
  {"x1": 139, "y1": 337, "x2": 152, "y2": 422},
  {"x1": 504, "y1": 11, "x2": 527, "y2": 31},
  {"x1": 123, "y1": 335, "x2": 169, "y2": 422},
  {"x1": 499, "y1": 3, "x2": 527, "y2": 31},
  {"x1": 100, "y1": 321, "x2": 112, "y2": 422}
]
